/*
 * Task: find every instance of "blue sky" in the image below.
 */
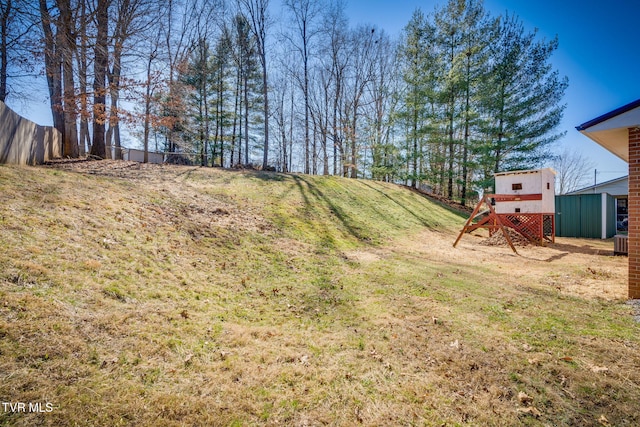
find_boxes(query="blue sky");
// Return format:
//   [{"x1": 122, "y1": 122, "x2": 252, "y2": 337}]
[
  {"x1": 345, "y1": 0, "x2": 637, "y2": 182},
  {"x1": 10, "y1": 0, "x2": 637, "y2": 182}
]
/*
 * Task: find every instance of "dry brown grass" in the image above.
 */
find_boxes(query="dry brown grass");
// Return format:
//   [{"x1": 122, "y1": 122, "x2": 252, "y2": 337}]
[{"x1": 0, "y1": 162, "x2": 638, "y2": 426}]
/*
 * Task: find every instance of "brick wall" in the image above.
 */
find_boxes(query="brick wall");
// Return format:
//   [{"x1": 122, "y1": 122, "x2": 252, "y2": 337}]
[{"x1": 629, "y1": 127, "x2": 640, "y2": 298}]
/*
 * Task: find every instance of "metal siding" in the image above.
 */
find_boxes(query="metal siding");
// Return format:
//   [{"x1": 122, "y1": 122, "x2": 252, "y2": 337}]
[
  {"x1": 606, "y1": 195, "x2": 616, "y2": 238},
  {"x1": 580, "y1": 194, "x2": 602, "y2": 238},
  {"x1": 555, "y1": 195, "x2": 580, "y2": 237},
  {"x1": 555, "y1": 194, "x2": 603, "y2": 238}
]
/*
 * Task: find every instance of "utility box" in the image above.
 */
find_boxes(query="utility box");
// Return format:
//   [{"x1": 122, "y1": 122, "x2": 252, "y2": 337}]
[{"x1": 494, "y1": 168, "x2": 556, "y2": 214}]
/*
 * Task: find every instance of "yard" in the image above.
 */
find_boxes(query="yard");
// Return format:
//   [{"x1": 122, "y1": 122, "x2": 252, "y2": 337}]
[{"x1": 0, "y1": 162, "x2": 637, "y2": 426}]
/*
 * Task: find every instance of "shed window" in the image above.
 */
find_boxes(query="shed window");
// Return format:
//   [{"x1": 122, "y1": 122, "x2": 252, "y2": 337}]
[
  {"x1": 515, "y1": 208, "x2": 521, "y2": 213},
  {"x1": 547, "y1": 182, "x2": 550, "y2": 190},
  {"x1": 512, "y1": 183, "x2": 522, "y2": 190}
]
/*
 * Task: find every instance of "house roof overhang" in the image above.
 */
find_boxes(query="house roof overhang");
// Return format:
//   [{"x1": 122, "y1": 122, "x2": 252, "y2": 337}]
[{"x1": 576, "y1": 98, "x2": 640, "y2": 163}]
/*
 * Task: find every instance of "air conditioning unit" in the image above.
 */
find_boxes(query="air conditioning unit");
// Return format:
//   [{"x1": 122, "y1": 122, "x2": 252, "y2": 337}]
[{"x1": 614, "y1": 235, "x2": 628, "y2": 256}]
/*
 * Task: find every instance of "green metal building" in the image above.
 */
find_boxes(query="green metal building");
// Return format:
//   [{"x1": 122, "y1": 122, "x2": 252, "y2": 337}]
[{"x1": 555, "y1": 193, "x2": 617, "y2": 239}]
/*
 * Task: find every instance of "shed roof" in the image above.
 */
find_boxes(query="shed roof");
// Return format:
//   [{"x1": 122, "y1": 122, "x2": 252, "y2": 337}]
[{"x1": 566, "y1": 175, "x2": 628, "y2": 196}]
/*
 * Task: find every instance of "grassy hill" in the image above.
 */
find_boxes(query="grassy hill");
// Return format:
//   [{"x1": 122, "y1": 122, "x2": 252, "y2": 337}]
[{"x1": 0, "y1": 162, "x2": 639, "y2": 426}]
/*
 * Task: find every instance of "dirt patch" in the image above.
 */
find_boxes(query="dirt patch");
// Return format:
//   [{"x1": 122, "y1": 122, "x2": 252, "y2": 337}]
[
  {"x1": 478, "y1": 228, "x2": 532, "y2": 247},
  {"x1": 344, "y1": 250, "x2": 383, "y2": 263},
  {"x1": 360, "y1": 228, "x2": 628, "y2": 301}
]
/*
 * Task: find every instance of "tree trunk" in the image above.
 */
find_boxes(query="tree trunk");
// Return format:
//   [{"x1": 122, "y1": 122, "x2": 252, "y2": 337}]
[
  {"x1": 106, "y1": 50, "x2": 123, "y2": 160},
  {"x1": 243, "y1": 71, "x2": 249, "y2": 166},
  {"x1": 76, "y1": 0, "x2": 89, "y2": 155},
  {"x1": 0, "y1": 0, "x2": 10, "y2": 103},
  {"x1": 261, "y1": 54, "x2": 269, "y2": 169},
  {"x1": 58, "y1": 0, "x2": 78, "y2": 158},
  {"x1": 39, "y1": 0, "x2": 65, "y2": 140},
  {"x1": 90, "y1": 0, "x2": 108, "y2": 159},
  {"x1": 303, "y1": 23, "x2": 310, "y2": 174},
  {"x1": 231, "y1": 66, "x2": 239, "y2": 166},
  {"x1": 461, "y1": 51, "x2": 471, "y2": 206}
]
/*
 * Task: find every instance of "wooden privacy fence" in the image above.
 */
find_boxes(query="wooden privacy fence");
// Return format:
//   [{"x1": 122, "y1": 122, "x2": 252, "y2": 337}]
[{"x1": 0, "y1": 101, "x2": 61, "y2": 165}]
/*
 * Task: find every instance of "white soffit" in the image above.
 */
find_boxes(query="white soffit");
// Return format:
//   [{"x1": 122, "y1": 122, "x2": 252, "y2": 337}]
[
  {"x1": 578, "y1": 104, "x2": 640, "y2": 163},
  {"x1": 579, "y1": 128, "x2": 628, "y2": 162}
]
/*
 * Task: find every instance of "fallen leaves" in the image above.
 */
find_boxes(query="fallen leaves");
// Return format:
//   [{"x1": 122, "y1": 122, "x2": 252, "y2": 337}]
[
  {"x1": 590, "y1": 365, "x2": 610, "y2": 374},
  {"x1": 517, "y1": 391, "x2": 541, "y2": 418},
  {"x1": 517, "y1": 391, "x2": 533, "y2": 405},
  {"x1": 517, "y1": 406, "x2": 542, "y2": 417},
  {"x1": 598, "y1": 414, "x2": 611, "y2": 426}
]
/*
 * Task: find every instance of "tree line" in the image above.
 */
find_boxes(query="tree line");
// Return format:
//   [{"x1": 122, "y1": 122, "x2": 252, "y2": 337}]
[{"x1": 1, "y1": 0, "x2": 566, "y2": 204}]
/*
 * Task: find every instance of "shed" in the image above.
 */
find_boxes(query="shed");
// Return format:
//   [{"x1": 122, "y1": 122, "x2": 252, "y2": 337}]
[
  {"x1": 555, "y1": 193, "x2": 616, "y2": 239},
  {"x1": 568, "y1": 175, "x2": 628, "y2": 197},
  {"x1": 566, "y1": 175, "x2": 628, "y2": 234},
  {"x1": 576, "y1": 98, "x2": 640, "y2": 298}
]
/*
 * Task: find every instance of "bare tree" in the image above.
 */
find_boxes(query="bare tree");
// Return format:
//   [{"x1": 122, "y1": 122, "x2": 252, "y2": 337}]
[
  {"x1": 76, "y1": 0, "x2": 90, "y2": 155},
  {"x1": 0, "y1": 0, "x2": 13, "y2": 102},
  {"x1": 237, "y1": 0, "x2": 270, "y2": 169},
  {"x1": 105, "y1": 0, "x2": 157, "y2": 159},
  {"x1": 1, "y1": 0, "x2": 38, "y2": 103},
  {"x1": 39, "y1": 1, "x2": 65, "y2": 147},
  {"x1": 319, "y1": 0, "x2": 348, "y2": 175},
  {"x1": 284, "y1": 0, "x2": 320, "y2": 174},
  {"x1": 58, "y1": 0, "x2": 78, "y2": 158},
  {"x1": 552, "y1": 148, "x2": 596, "y2": 194},
  {"x1": 271, "y1": 64, "x2": 293, "y2": 172},
  {"x1": 142, "y1": 26, "x2": 162, "y2": 163},
  {"x1": 90, "y1": 0, "x2": 109, "y2": 158},
  {"x1": 366, "y1": 28, "x2": 398, "y2": 182},
  {"x1": 343, "y1": 25, "x2": 378, "y2": 178}
]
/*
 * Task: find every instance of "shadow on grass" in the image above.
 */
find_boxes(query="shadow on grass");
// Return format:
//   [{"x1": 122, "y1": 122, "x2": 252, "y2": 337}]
[
  {"x1": 361, "y1": 181, "x2": 444, "y2": 228},
  {"x1": 549, "y1": 242, "x2": 615, "y2": 257},
  {"x1": 224, "y1": 168, "x2": 289, "y2": 182},
  {"x1": 292, "y1": 174, "x2": 371, "y2": 244},
  {"x1": 249, "y1": 170, "x2": 288, "y2": 182}
]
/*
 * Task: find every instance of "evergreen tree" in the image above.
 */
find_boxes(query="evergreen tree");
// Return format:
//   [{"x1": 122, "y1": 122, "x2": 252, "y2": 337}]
[
  {"x1": 181, "y1": 37, "x2": 213, "y2": 166},
  {"x1": 477, "y1": 13, "x2": 567, "y2": 190},
  {"x1": 397, "y1": 9, "x2": 433, "y2": 188},
  {"x1": 457, "y1": 0, "x2": 495, "y2": 205},
  {"x1": 229, "y1": 13, "x2": 261, "y2": 167},
  {"x1": 211, "y1": 27, "x2": 233, "y2": 167},
  {"x1": 433, "y1": 0, "x2": 458, "y2": 198}
]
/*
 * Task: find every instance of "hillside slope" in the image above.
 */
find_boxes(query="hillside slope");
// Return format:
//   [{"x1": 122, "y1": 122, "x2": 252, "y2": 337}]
[{"x1": 0, "y1": 162, "x2": 638, "y2": 426}]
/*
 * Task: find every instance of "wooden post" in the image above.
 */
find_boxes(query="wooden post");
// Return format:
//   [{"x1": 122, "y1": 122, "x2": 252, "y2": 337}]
[{"x1": 453, "y1": 195, "x2": 518, "y2": 254}]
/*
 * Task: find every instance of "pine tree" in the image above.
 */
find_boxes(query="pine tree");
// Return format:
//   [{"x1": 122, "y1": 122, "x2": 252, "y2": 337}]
[
  {"x1": 210, "y1": 28, "x2": 233, "y2": 167},
  {"x1": 477, "y1": 14, "x2": 567, "y2": 190},
  {"x1": 181, "y1": 37, "x2": 213, "y2": 166},
  {"x1": 457, "y1": 0, "x2": 495, "y2": 205},
  {"x1": 397, "y1": 9, "x2": 433, "y2": 188}
]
